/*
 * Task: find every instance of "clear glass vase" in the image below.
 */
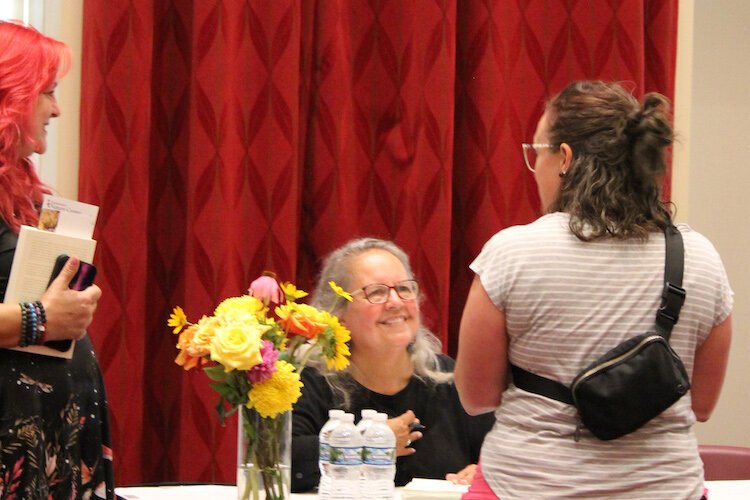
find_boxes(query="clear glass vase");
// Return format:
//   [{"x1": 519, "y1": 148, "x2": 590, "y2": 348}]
[{"x1": 237, "y1": 406, "x2": 292, "y2": 500}]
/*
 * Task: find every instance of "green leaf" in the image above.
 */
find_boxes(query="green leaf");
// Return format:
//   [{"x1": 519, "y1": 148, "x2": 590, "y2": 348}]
[
  {"x1": 215, "y1": 398, "x2": 228, "y2": 424},
  {"x1": 210, "y1": 381, "x2": 242, "y2": 402},
  {"x1": 204, "y1": 364, "x2": 227, "y2": 382}
]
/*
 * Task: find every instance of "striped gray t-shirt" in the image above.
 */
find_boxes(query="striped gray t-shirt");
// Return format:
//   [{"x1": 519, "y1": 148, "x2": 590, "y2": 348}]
[{"x1": 471, "y1": 212, "x2": 733, "y2": 499}]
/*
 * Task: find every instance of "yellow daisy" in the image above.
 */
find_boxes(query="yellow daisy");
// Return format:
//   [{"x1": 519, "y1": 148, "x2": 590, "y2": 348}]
[
  {"x1": 328, "y1": 281, "x2": 353, "y2": 302},
  {"x1": 280, "y1": 282, "x2": 308, "y2": 301},
  {"x1": 168, "y1": 306, "x2": 188, "y2": 334}
]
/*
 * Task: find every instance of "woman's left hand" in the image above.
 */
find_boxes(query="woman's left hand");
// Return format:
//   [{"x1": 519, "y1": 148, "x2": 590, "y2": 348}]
[{"x1": 445, "y1": 463, "x2": 477, "y2": 485}]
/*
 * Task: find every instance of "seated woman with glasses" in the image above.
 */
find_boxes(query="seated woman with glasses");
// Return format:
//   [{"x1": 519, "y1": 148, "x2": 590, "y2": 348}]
[{"x1": 291, "y1": 237, "x2": 493, "y2": 492}]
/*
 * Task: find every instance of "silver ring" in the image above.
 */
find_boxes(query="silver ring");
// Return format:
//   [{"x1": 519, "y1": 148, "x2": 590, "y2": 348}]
[{"x1": 405, "y1": 439, "x2": 412, "y2": 447}]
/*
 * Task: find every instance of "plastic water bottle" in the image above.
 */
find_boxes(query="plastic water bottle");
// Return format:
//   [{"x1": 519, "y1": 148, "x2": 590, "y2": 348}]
[
  {"x1": 318, "y1": 409, "x2": 345, "y2": 499},
  {"x1": 356, "y1": 409, "x2": 377, "y2": 494},
  {"x1": 361, "y1": 413, "x2": 396, "y2": 499},
  {"x1": 356, "y1": 408, "x2": 377, "y2": 435},
  {"x1": 328, "y1": 412, "x2": 362, "y2": 499}
]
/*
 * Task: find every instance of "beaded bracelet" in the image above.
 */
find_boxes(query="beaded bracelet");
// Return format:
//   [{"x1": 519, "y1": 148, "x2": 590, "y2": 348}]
[
  {"x1": 33, "y1": 301, "x2": 47, "y2": 344},
  {"x1": 27, "y1": 305, "x2": 38, "y2": 345},
  {"x1": 18, "y1": 302, "x2": 29, "y2": 347},
  {"x1": 17, "y1": 301, "x2": 48, "y2": 347}
]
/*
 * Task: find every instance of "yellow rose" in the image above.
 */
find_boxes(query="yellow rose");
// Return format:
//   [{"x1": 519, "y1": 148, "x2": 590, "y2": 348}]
[
  {"x1": 210, "y1": 323, "x2": 264, "y2": 371},
  {"x1": 188, "y1": 315, "x2": 220, "y2": 356}
]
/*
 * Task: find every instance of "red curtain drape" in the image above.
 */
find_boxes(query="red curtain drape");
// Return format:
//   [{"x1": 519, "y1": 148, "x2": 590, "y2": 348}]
[{"x1": 79, "y1": 0, "x2": 677, "y2": 486}]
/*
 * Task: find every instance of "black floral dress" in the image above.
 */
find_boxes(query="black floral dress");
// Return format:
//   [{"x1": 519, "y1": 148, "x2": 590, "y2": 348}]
[{"x1": 0, "y1": 220, "x2": 114, "y2": 499}]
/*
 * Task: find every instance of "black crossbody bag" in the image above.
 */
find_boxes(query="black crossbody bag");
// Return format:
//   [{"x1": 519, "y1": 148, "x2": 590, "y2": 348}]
[{"x1": 511, "y1": 224, "x2": 691, "y2": 441}]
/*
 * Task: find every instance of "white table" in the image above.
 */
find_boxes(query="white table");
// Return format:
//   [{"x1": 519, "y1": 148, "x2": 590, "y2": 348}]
[
  {"x1": 116, "y1": 480, "x2": 750, "y2": 499},
  {"x1": 116, "y1": 480, "x2": 750, "y2": 500},
  {"x1": 115, "y1": 484, "x2": 387, "y2": 499}
]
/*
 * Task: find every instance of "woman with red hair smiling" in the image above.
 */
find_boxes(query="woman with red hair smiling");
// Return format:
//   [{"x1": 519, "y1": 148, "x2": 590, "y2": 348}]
[{"x1": 0, "y1": 20, "x2": 114, "y2": 499}]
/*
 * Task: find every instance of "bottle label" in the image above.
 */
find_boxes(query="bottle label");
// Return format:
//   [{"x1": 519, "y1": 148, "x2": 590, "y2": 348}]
[
  {"x1": 362, "y1": 446, "x2": 395, "y2": 465},
  {"x1": 319, "y1": 442, "x2": 331, "y2": 462},
  {"x1": 330, "y1": 446, "x2": 363, "y2": 465}
]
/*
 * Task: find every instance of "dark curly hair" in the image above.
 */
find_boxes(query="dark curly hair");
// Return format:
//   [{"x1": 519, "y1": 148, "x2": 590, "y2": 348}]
[{"x1": 546, "y1": 81, "x2": 674, "y2": 241}]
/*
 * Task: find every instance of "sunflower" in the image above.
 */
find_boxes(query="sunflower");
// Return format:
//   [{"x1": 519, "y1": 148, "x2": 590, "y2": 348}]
[{"x1": 316, "y1": 311, "x2": 351, "y2": 371}]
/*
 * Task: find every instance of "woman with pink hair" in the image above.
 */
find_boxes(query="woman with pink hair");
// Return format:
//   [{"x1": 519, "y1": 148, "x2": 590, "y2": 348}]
[{"x1": 0, "y1": 20, "x2": 114, "y2": 499}]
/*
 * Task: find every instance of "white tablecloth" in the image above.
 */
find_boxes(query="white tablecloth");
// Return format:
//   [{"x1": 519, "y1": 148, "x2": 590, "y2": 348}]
[
  {"x1": 115, "y1": 484, "x2": 389, "y2": 499},
  {"x1": 116, "y1": 480, "x2": 750, "y2": 499}
]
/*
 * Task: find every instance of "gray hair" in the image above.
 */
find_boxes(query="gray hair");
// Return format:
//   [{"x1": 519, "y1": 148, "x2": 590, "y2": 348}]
[{"x1": 309, "y1": 237, "x2": 452, "y2": 408}]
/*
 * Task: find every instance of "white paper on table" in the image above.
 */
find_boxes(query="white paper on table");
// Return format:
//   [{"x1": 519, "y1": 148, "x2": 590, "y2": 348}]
[{"x1": 401, "y1": 478, "x2": 468, "y2": 500}]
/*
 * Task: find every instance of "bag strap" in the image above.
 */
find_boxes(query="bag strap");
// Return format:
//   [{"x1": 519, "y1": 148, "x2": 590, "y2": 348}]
[
  {"x1": 511, "y1": 364, "x2": 574, "y2": 404},
  {"x1": 511, "y1": 224, "x2": 685, "y2": 404},
  {"x1": 656, "y1": 224, "x2": 686, "y2": 340}
]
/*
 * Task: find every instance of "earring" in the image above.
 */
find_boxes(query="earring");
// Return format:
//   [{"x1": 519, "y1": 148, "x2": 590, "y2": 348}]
[{"x1": 558, "y1": 170, "x2": 567, "y2": 178}]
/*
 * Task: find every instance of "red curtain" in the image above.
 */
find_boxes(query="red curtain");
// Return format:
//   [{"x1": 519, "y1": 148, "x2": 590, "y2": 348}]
[{"x1": 79, "y1": 0, "x2": 677, "y2": 486}]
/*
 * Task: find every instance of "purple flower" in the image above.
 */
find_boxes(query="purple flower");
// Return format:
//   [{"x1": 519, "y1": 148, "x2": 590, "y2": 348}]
[
  {"x1": 247, "y1": 341, "x2": 279, "y2": 383},
  {"x1": 248, "y1": 272, "x2": 285, "y2": 305}
]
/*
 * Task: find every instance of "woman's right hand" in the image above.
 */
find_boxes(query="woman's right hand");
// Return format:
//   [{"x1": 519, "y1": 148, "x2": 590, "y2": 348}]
[
  {"x1": 387, "y1": 410, "x2": 423, "y2": 457},
  {"x1": 41, "y1": 256, "x2": 101, "y2": 341}
]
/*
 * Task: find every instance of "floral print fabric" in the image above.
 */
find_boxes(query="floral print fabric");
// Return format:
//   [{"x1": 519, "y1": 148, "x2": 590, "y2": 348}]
[{"x1": 0, "y1": 338, "x2": 114, "y2": 499}]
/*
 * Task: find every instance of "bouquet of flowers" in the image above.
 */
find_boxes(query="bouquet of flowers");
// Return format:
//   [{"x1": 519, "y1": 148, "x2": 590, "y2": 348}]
[{"x1": 167, "y1": 272, "x2": 352, "y2": 500}]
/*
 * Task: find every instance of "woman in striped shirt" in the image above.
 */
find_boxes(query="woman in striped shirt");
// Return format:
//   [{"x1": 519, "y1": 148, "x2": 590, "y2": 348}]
[{"x1": 455, "y1": 81, "x2": 732, "y2": 499}]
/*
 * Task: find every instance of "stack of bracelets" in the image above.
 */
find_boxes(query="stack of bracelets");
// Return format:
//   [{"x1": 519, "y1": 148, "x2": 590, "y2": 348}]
[{"x1": 18, "y1": 300, "x2": 47, "y2": 347}]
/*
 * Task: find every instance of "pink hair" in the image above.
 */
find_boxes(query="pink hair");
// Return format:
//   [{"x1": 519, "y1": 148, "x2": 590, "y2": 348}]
[{"x1": 0, "y1": 20, "x2": 71, "y2": 232}]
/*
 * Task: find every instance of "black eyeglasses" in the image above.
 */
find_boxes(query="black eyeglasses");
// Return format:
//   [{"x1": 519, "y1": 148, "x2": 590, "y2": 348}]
[{"x1": 350, "y1": 279, "x2": 419, "y2": 304}]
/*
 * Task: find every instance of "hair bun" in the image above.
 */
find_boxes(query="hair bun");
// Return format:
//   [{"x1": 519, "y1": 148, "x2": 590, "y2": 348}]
[{"x1": 626, "y1": 94, "x2": 672, "y2": 144}]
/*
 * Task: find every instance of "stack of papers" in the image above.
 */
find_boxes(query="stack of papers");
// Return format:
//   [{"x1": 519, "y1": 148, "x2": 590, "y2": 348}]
[{"x1": 401, "y1": 478, "x2": 469, "y2": 499}]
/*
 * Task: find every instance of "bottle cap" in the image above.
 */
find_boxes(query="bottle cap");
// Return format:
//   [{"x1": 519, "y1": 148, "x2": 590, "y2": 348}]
[{"x1": 361, "y1": 409, "x2": 377, "y2": 419}]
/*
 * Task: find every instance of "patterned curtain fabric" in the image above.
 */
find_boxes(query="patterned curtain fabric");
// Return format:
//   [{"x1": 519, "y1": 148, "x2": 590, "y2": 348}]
[{"x1": 79, "y1": 0, "x2": 677, "y2": 485}]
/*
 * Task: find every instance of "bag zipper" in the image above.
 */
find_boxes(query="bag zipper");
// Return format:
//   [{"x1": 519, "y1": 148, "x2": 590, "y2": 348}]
[
  {"x1": 570, "y1": 334, "x2": 667, "y2": 440},
  {"x1": 571, "y1": 334, "x2": 664, "y2": 401}
]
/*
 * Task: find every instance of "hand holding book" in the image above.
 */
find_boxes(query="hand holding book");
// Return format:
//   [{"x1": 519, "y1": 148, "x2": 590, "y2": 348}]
[{"x1": 3, "y1": 195, "x2": 99, "y2": 357}]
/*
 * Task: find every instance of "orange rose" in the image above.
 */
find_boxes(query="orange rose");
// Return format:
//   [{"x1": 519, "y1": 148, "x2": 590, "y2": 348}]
[
  {"x1": 175, "y1": 326, "x2": 209, "y2": 370},
  {"x1": 275, "y1": 303, "x2": 327, "y2": 339}
]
